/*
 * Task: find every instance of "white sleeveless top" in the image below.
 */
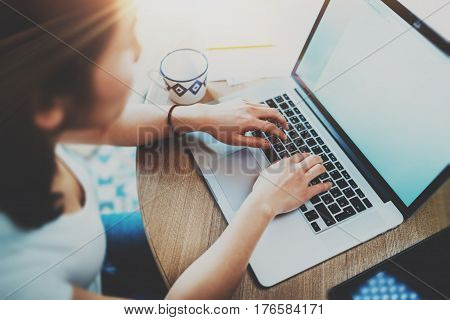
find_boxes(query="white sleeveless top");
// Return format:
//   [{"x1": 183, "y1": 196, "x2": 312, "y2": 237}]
[{"x1": 0, "y1": 146, "x2": 106, "y2": 299}]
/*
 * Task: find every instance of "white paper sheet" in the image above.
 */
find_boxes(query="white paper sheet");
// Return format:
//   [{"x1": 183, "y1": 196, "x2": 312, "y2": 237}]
[{"x1": 186, "y1": 0, "x2": 325, "y2": 85}]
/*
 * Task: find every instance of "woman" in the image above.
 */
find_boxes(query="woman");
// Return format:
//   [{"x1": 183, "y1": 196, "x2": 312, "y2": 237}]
[{"x1": 0, "y1": 0, "x2": 331, "y2": 299}]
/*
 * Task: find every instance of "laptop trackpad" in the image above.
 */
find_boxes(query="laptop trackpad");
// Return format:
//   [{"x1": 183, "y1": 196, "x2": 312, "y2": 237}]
[{"x1": 213, "y1": 148, "x2": 262, "y2": 212}]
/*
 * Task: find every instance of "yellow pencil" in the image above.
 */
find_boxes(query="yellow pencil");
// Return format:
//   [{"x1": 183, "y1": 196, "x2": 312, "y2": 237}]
[{"x1": 206, "y1": 44, "x2": 274, "y2": 51}]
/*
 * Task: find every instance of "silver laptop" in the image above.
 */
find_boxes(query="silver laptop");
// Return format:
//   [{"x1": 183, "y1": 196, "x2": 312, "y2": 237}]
[{"x1": 186, "y1": 0, "x2": 450, "y2": 287}]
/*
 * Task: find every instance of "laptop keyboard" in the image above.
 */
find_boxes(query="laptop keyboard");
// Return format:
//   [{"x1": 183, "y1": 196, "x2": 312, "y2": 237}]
[{"x1": 252, "y1": 93, "x2": 373, "y2": 234}]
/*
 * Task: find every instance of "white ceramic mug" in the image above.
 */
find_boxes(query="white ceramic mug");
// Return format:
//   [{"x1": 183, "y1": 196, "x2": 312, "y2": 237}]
[{"x1": 149, "y1": 49, "x2": 208, "y2": 105}]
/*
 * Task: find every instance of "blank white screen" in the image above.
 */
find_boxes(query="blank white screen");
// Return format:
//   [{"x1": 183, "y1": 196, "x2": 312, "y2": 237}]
[{"x1": 296, "y1": 0, "x2": 450, "y2": 206}]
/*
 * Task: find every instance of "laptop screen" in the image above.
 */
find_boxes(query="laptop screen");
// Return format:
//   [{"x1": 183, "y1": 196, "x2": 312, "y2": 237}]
[{"x1": 294, "y1": 0, "x2": 450, "y2": 207}]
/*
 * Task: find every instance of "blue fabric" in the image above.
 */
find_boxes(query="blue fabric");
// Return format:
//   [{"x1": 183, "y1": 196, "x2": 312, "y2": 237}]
[{"x1": 101, "y1": 212, "x2": 167, "y2": 299}]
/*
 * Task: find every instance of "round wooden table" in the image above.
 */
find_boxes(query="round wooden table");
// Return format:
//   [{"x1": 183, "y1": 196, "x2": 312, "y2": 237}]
[{"x1": 137, "y1": 81, "x2": 450, "y2": 299}]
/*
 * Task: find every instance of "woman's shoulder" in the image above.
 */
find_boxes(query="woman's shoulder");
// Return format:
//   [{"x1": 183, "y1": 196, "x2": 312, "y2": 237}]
[
  {"x1": 0, "y1": 212, "x2": 74, "y2": 299},
  {"x1": 0, "y1": 205, "x2": 105, "y2": 299}
]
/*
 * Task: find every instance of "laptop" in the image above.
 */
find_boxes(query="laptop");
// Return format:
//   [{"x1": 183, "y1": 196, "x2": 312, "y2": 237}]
[{"x1": 186, "y1": 0, "x2": 450, "y2": 287}]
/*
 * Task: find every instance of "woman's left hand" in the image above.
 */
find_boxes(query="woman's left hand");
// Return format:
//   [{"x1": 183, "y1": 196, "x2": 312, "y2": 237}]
[{"x1": 199, "y1": 98, "x2": 289, "y2": 148}]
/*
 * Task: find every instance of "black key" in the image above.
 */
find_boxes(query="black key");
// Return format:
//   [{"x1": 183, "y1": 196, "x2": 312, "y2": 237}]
[
  {"x1": 321, "y1": 194, "x2": 333, "y2": 205},
  {"x1": 330, "y1": 170, "x2": 342, "y2": 180},
  {"x1": 319, "y1": 172, "x2": 330, "y2": 180},
  {"x1": 306, "y1": 138, "x2": 317, "y2": 147},
  {"x1": 304, "y1": 210, "x2": 319, "y2": 222},
  {"x1": 316, "y1": 137, "x2": 325, "y2": 145},
  {"x1": 335, "y1": 162, "x2": 344, "y2": 170},
  {"x1": 295, "y1": 123, "x2": 305, "y2": 131},
  {"x1": 268, "y1": 135, "x2": 280, "y2": 144},
  {"x1": 266, "y1": 99, "x2": 277, "y2": 108},
  {"x1": 310, "y1": 129, "x2": 318, "y2": 137},
  {"x1": 305, "y1": 122, "x2": 312, "y2": 129},
  {"x1": 363, "y1": 198, "x2": 373, "y2": 208},
  {"x1": 294, "y1": 138, "x2": 304, "y2": 147},
  {"x1": 350, "y1": 197, "x2": 366, "y2": 212},
  {"x1": 279, "y1": 102, "x2": 289, "y2": 110},
  {"x1": 285, "y1": 110, "x2": 294, "y2": 117},
  {"x1": 355, "y1": 189, "x2": 365, "y2": 198},
  {"x1": 273, "y1": 143, "x2": 285, "y2": 152},
  {"x1": 324, "y1": 162, "x2": 335, "y2": 171},
  {"x1": 348, "y1": 179, "x2": 358, "y2": 189},
  {"x1": 273, "y1": 121, "x2": 283, "y2": 130},
  {"x1": 336, "y1": 179, "x2": 348, "y2": 189},
  {"x1": 287, "y1": 123, "x2": 294, "y2": 131},
  {"x1": 289, "y1": 101, "x2": 296, "y2": 107},
  {"x1": 300, "y1": 204, "x2": 308, "y2": 212},
  {"x1": 330, "y1": 187, "x2": 342, "y2": 198},
  {"x1": 299, "y1": 146, "x2": 310, "y2": 153},
  {"x1": 293, "y1": 106, "x2": 300, "y2": 113},
  {"x1": 286, "y1": 143, "x2": 297, "y2": 153},
  {"x1": 328, "y1": 203, "x2": 341, "y2": 214},
  {"x1": 283, "y1": 93, "x2": 289, "y2": 100},
  {"x1": 300, "y1": 130, "x2": 311, "y2": 139},
  {"x1": 335, "y1": 206, "x2": 356, "y2": 222},
  {"x1": 290, "y1": 117, "x2": 300, "y2": 124},
  {"x1": 342, "y1": 170, "x2": 350, "y2": 179},
  {"x1": 336, "y1": 196, "x2": 349, "y2": 207},
  {"x1": 314, "y1": 203, "x2": 336, "y2": 226},
  {"x1": 287, "y1": 136, "x2": 296, "y2": 144},
  {"x1": 311, "y1": 222, "x2": 321, "y2": 232},
  {"x1": 299, "y1": 115, "x2": 307, "y2": 122},
  {"x1": 312, "y1": 146, "x2": 322, "y2": 154},
  {"x1": 323, "y1": 145, "x2": 331, "y2": 153},
  {"x1": 310, "y1": 195, "x2": 321, "y2": 204},
  {"x1": 320, "y1": 153, "x2": 329, "y2": 162},
  {"x1": 310, "y1": 178, "x2": 320, "y2": 185},
  {"x1": 329, "y1": 153, "x2": 337, "y2": 162},
  {"x1": 288, "y1": 130, "x2": 299, "y2": 139},
  {"x1": 279, "y1": 151, "x2": 289, "y2": 158},
  {"x1": 275, "y1": 96, "x2": 284, "y2": 103},
  {"x1": 263, "y1": 148, "x2": 279, "y2": 163},
  {"x1": 343, "y1": 187, "x2": 355, "y2": 198},
  {"x1": 343, "y1": 206, "x2": 356, "y2": 215}
]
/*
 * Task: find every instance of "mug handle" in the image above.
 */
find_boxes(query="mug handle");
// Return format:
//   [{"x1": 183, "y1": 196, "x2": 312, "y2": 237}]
[{"x1": 147, "y1": 69, "x2": 167, "y2": 91}]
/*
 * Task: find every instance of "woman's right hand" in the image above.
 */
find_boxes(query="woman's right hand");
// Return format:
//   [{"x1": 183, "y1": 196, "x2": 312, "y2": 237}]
[
  {"x1": 250, "y1": 153, "x2": 333, "y2": 218},
  {"x1": 166, "y1": 152, "x2": 332, "y2": 300}
]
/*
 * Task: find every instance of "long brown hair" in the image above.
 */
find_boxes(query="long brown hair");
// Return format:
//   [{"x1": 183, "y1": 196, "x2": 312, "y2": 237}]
[{"x1": 0, "y1": 0, "x2": 124, "y2": 229}]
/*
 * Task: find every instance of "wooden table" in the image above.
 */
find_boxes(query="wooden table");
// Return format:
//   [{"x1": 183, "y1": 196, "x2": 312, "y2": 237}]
[{"x1": 136, "y1": 80, "x2": 450, "y2": 299}]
